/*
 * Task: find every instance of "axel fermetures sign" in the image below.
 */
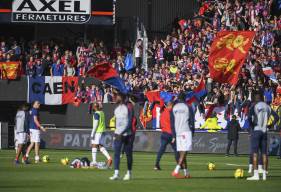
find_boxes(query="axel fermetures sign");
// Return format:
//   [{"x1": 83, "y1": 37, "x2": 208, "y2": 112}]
[{"x1": 12, "y1": 0, "x2": 91, "y2": 23}]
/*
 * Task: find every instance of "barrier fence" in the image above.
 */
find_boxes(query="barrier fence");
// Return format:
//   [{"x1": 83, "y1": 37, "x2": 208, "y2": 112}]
[{"x1": 40, "y1": 128, "x2": 280, "y2": 155}]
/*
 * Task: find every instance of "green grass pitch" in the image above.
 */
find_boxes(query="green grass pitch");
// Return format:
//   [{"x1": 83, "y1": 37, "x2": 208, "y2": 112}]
[{"x1": 1, "y1": 149, "x2": 281, "y2": 192}]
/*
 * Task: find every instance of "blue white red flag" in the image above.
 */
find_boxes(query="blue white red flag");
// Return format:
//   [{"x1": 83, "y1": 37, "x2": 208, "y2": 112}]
[
  {"x1": 186, "y1": 78, "x2": 207, "y2": 104},
  {"x1": 263, "y1": 67, "x2": 278, "y2": 83},
  {"x1": 27, "y1": 76, "x2": 78, "y2": 105},
  {"x1": 87, "y1": 62, "x2": 128, "y2": 94}
]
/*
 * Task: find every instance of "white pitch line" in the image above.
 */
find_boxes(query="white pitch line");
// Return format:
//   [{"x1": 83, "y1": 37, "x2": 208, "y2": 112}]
[{"x1": 226, "y1": 163, "x2": 248, "y2": 167}]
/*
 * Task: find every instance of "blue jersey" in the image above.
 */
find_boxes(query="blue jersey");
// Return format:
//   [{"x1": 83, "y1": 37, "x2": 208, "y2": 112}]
[{"x1": 29, "y1": 108, "x2": 39, "y2": 130}]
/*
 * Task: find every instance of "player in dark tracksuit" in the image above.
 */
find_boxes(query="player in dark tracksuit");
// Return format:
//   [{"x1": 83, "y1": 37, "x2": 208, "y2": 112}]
[
  {"x1": 247, "y1": 92, "x2": 279, "y2": 181},
  {"x1": 154, "y1": 102, "x2": 179, "y2": 170}
]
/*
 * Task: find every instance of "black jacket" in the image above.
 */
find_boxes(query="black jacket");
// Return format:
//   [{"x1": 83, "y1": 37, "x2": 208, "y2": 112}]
[{"x1": 227, "y1": 119, "x2": 241, "y2": 140}]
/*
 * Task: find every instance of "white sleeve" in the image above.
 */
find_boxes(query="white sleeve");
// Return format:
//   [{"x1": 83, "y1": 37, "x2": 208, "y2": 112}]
[
  {"x1": 91, "y1": 120, "x2": 98, "y2": 138},
  {"x1": 91, "y1": 114, "x2": 99, "y2": 137},
  {"x1": 114, "y1": 106, "x2": 129, "y2": 135}
]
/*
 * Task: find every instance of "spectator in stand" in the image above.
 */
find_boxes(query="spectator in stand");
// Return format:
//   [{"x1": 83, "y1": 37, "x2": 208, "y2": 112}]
[
  {"x1": 64, "y1": 60, "x2": 76, "y2": 77},
  {"x1": 95, "y1": 86, "x2": 103, "y2": 103},
  {"x1": 0, "y1": 41, "x2": 8, "y2": 53},
  {"x1": 77, "y1": 56, "x2": 86, "y2": 77},
  {"x1": 135, "y1": 39, "x2": 143, "y2": 69},
  {"x1": 74, "y1": 85, "x2": 86, "y2": 104},
  {"x1": 103, "y1": 87, "x2": 113, "y2": 103},
  {"x1": 11, "y1": 41, "x2": 21, "y2": 58},
  {"x1": 26, "y1": 57, "x2": 35, "y2": 77},
  {"x1": 41, "y1": 55, "x2": 52, "y2": 76},
  {"x1": 50, "y1": 59, "x2": 64, "y2": 76},
  {"x1": 30, "y1": 43, "x2": 41, "y2": 59},
  {"x1": 1, "y1": 0, "x2": 280, "y2": 113},
  {"x1": 264, "y1": 86, "x2": 274, "y2": 105},
  {"x1": 35, "y1": 59, "x2": 44, "y2": 77}
]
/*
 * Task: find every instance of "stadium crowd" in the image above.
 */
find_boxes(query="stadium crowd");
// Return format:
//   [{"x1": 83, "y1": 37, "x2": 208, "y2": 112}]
[{"x1": 0, "y1": 0, "x2": 280, "y2": 110}]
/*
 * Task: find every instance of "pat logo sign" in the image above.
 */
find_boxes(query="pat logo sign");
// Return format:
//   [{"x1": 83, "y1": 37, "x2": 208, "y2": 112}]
[
  {"x1": 27, "y1": 76, "x2": 78, "y2": 105},
  {"x1": 12, "y1": 0, "x2": 91, "y2": 23}
]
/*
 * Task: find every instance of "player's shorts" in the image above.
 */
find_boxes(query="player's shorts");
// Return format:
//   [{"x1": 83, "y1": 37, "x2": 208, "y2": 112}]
[
  {"x1": 30, "y1": 129, "x2": 41, "y2": 143},
  {"x1": 16, "y1": 132, "x2": 27, "y2": 145},
  {"x1": 176, "y1": 131, "x2": 192, "y2": 152},
  {"x1": 91, "y1": 133, "x2": 103, "y2": 145},
  {"x1": 251, "y1": 130, "x2": 267, "y2": 154}
]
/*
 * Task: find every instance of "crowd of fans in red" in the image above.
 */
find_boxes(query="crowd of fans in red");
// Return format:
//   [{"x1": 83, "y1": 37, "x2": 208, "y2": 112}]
[{"x1": 0, "y1": 0, "x2": 280, "y2": 108}]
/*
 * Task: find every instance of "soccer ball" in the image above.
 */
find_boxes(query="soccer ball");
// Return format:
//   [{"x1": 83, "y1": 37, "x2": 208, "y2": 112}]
[
  {"x1": 42, "y1": 155, "x2": 50, "y2": 163},
  {"x1": 234, "y1": 168, "x2": 244, "y2": 179},
  {"x1": 61, "y1": 158, "x2": 69, "y2": 165},
  {"x1": 208, "y1": 162, "x2": 216, "y2": 171}
]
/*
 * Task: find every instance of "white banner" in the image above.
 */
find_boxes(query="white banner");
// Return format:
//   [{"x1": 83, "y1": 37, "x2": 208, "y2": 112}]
[{"x1": 12, "y1": 0, "x2": 91, "y2": 23}]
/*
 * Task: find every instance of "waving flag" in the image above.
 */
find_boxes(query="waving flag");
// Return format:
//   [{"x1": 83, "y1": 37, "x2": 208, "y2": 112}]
[
  {"x1": 178, "y1": 19, "x2": 188, "y2": 31},
  {"x1": 262, "y1": 67, "x2": 278, "y2": 83},
  {"x1": 186, "y1": 78, "x2": 207, "y2": 104},
  {"x1": 209, "y1": 31, "x2": 255, "y2": 85},
  {"x1": 160, "y1": 91, "x2": 176, "y2": 103},
  {"x1": 87, "y1": 62, "x2": 128, "y2": 94},
  {"x1": 0, "y1": 62, "x2": 21, "y2": 79},
  {"x1": 27, "y1": 76, "x2": 78, "y2": 105},
  {"x1": 125, "y1": 53, "x2": 134, "y2": 71},
  {"x1": 145, "y1": 90, "x2": 161, "y2": 103},
  {"x1": 193, "y1": 78, "x2": 207, "y2": 100},
  {"x1": 87, "y1": 62, "x2": 118, "y2": 81}
]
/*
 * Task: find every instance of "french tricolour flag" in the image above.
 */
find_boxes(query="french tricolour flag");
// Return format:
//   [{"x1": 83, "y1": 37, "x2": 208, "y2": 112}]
[
  {"x1": 262, "y1": 67, "x2": 278, "y2": 84},
  {"x1": 27, "y1": 76, "x2": 78, "y2": 105}
]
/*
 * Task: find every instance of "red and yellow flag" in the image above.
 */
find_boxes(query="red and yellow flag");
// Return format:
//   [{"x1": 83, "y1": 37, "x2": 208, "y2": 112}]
[
  {"x1": 208, "y1": 31, "x2": 255, "y2": 85},
  {"x1": 0, "y1": 62, "x2": 21, "y2": 80}
]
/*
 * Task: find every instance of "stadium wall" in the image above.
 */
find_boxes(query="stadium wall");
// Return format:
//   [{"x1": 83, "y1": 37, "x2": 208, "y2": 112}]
[{"x1": 40, "y1": 129, "x2": 280, "y2": 155}]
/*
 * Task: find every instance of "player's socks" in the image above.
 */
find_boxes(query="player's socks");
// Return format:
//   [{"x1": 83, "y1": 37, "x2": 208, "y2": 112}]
[
  {"x1": 247, "y1": 170, "x2": 260, "y2": 181},
  {"x1": 109, "y1": 170, "x2": 120, "y2": 180},
  {"x1": 174, "y1": 165, "x2": 181, "y2": 174},
  {"x1": 183, "y1": 169, "x2": 191, "y2": 178},
  {"x1": 248, "y1": 164, "x2": 253, "y2": 173},
  {"x1": 91, "y1": 148, "x2": 97, "y2": 164},
  {"x1": 100, "y1": 147, "x2": 111, "y2": 160},
  {"x1": 35, "y1": 155, "x2": 40, "y2": 163},
  {"x1": 262, "y1": 170, "x2": 267, "y2": 181},
  {"x1": 258, "y1": 164, "x2": 263, "y2": 174}
]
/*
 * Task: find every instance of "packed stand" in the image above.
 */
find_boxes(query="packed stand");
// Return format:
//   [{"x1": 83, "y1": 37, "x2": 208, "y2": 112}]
[{"x1": 0, "y1": 0, "x2": 280, "y2": 109}]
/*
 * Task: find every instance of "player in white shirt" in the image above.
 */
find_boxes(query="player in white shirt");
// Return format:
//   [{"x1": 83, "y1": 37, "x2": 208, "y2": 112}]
[
  {"x1": 14, "y1": 104, "x2": 29, "y2": 165},
  {"x1": 109, "y1": 92, "x2": 134, "y2": 181},
  {"x1": 171, "y1": 92, "x2": 195, "y2": 179}
]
